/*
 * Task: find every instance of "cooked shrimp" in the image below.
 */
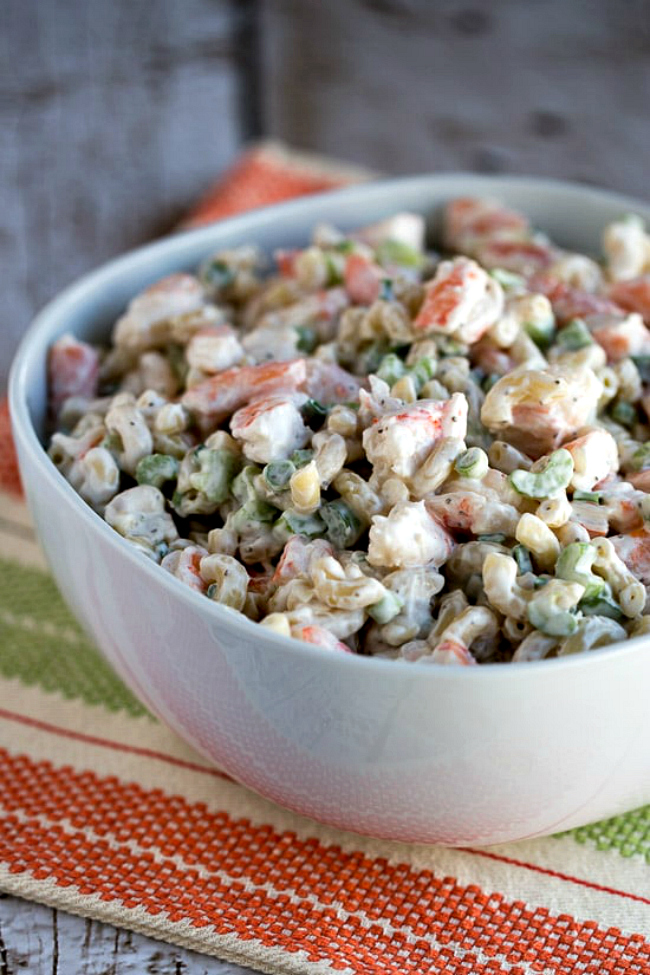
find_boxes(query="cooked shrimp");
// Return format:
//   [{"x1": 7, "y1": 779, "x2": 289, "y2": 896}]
[
  {"x1": 113, "y1": 274, "x2": 205, "y2": 350},
  {"x1": 363, "y1": 394, "x2": 468, "y2": 481},
  {"x1": 161, "y1": 546, "x2": 207, "y2": 593},
  {"x1": 609, "y1": 275, "x2": 650, "y2": 323},
  {"x1": 49, "y1": 335, "x2": 99, "y2": 417},
  {"x1": 304, "y1": 359, "x2": 364, "y2": 403},
  {"x1": 589, "y1": 312, "x2": 650, "y2": 362},
  {"x1": 292, "y1": 624, "x2": 352, "y2": 652},
  {"x1": 182, "y1": 358, "x2": 307, "y2": 424},
  {"x1": 610, "y1": 530, "x2": 650, "y2": 585},
  {"x1": 230, "y1": 394, "x2": 309, "y2": 463},
  {"x1": 344, "y1": 253, "x2": 383, "y2": 305},
  {"x1": 413, "y1": 256, "x2": 504, "y2": 344},
  {"x1": 474, "y1": 238, "x2": 555, "y2": 277},
  {"x1": 443, "y1": 197, "x2": 530, "y2": 253},
  {"x1": 481, "y1": 364, "x2": 603, "y2": 458}
]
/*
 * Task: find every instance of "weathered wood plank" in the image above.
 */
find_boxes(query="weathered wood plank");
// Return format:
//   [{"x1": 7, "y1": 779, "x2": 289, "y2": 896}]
[
  {"x1": 0, "y1": 894, "x2": 252, "y2": 974},
  {"x1": 0, "y1": 0, "x2": 246, "y2": 388},
  {"x1": 263, "y1": 0, "x2": 650, "y2": 196}
]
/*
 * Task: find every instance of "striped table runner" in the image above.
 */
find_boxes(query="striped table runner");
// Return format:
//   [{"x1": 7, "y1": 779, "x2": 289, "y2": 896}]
[{"x1": 1, "y1": 143, "x2": 649, "y2": 973}]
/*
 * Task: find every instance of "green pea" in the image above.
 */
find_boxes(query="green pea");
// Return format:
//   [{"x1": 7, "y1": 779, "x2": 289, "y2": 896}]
[
  {"x1": 295, "y1": 325, "x2": 318, "y2": 353},
  {"x1": 455, "y1": 447, "x2": 489, "y2": 480},
  {"x1": 375, "y1": 239, "x2": 424, "y2": 268},
  {"x1": 135, "y1": 453, "x2": 179, "y2": 489},
  {"x1": 320, "y1": 500, "x2": 363, "y2": 549},
  {"x1": 610, "y1": 400, "x2": 637, "y2": 429},
  {"x1": 557, "y1": 318, "x2": 593, "y2": 351},
  {"x1": 367, "y1": 591, "x2": 404, "y2": 624},
  {"x1": 191, "y1": 448, "x2": 240, "y2": 503},
  {"x1": 263, "y1": 460, "x2": 295, "y2": 491},
  {"x1": 510, "y1": 449, "x2": 574, "y2": 500},
  {"x1": 376, "y1": 353, "x2": 406, "y2": 387},
  {"x1": 232, "y1": 465, "x2": 263, "y2": 504},
  {"x1": 408, "y1": 356, "x2": 437, "y2": 392},
  {"x1": 555, "y1": 542, "x2": 605, "y2": 601},
  {"x1": 512, "y1": 544, "x2": 533, "y2": 575}
]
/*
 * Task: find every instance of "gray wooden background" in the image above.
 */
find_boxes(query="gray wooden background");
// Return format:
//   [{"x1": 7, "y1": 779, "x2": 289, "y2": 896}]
[{"x1": 2, "y1": 0, "x2": 650, "y2": 970}]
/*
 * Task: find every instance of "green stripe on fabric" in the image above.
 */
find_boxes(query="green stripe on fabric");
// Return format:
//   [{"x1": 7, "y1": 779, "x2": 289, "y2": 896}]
[
  {"x1": 563, "y1": 807, "x2": 650, "y2": 863},
  {"x1": 0, "y1": 557, "x2": 151, "y2": 719}
]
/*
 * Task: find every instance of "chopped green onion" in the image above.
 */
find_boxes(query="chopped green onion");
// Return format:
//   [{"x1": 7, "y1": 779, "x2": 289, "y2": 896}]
[
  {"x1": 263, "y1": 460, "x2": 295, "y2": 491},
  {"x1": 523, "y1": 317, "x2": 555, "y2": 350},
  {"x1": 290, "y1": 449, "x2": 314, "y2": 469},
  {"x1": 135, "y1": 453, "x2": 179, "y2": 489},
  {"x1": 376, "y1": 353, "x2": 406, "y2": 387},
  {"x1": 274, "y1": 508, "x2": 326, "y2": 541},
  {"x1": 455, "y1": 447, "x2": 489, "y2": 480},
  {"x1": 379, "y1": 278, "x2": 394, "y2": 301},
  {"x1": 191, "y1": 448, "x2": 241, "y2": 503},
  {"x1": 295, "y1": 325, "x2": 318, "y2": 353},
  {"x1": 488, "y1": 268, "x2": 526, "y2": 290},
  {"x1": 320, "y1": 500, "x2": 363, "y2": 549},
  {"x1": 301, "y1": 399, "x2": 328, "y2": 428},
  {"x1": 477, "y1": 533, "x2": 507, "y2": 544},
  {"x1": 631, "y1": 443, "x2": 650, "y2": 472},
  {"x1": 555, "y1": 542, "x2": 604, "y2": 601},
  {"x1": 510, "y1": 449, "x2": 574, "y2": 499},
  {"x1": 367, "y1": 591, "x2": 404, "y2": 624},
  {"x1": 232, "y1": 465, "x2": 263, "y2": 504},
  {"x1": 201, "y1": 258, "x2": 235, "y2": 292},
  {"x1": 573, "y1": 490, "x2": 602, "y2": 504},
  {"x1": 375, "y1": 239, "x2": 424, "y2": 268},
  {"x1": 557, "y1": 318, "x2": 593, "y2": 351},
  {"x1": 579, "y1": 587, "x2": 624, "y2": 621},
  {"x1": 610, "y1": 400, "x2": 637, "y2": 429},
  {"x1": 512, "y1": 544, "x2": 533, "y2": 575}
]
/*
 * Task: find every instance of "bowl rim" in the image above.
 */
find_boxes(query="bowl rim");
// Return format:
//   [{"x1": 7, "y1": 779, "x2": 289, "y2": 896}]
[{"x1": 9, "y1": 170, "x2": 650, "y2": 679}]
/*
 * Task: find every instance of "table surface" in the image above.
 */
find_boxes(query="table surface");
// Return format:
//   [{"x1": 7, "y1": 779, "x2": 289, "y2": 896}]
[{"x1": 0, "y1": 894, "x2": 251, "y2": 974}]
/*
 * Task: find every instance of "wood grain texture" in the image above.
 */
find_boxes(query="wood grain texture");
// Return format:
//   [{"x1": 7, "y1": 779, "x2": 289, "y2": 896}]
[
  {"x1": 0, "y1": 894, "x2": 252, "y2": 974},
  {"x1": 0, "y1": 0, "x2": 247, "y2": 388},
  {"x1": 263, "y1": 0, "x2": 650, "y2": 194}
]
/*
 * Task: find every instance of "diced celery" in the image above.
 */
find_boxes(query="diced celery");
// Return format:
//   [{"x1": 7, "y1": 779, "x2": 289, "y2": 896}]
[{"x1": 367, "y1": 591, "x2": 404, "y2": 624}]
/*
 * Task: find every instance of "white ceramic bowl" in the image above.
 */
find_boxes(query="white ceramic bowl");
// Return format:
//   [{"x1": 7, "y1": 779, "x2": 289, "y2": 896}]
[{"x1": 10, "y1": 175, "x2": 650, "y2": 846}]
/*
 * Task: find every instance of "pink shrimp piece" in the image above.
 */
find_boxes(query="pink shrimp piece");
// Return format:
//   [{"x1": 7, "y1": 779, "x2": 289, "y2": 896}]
[
  {"x1": 293, "y1": 624, "x2": 352, "y2": 653},
  {"x1": 426, "y1": 491, "x2": 519, "y2": 536},
  {"x1": 429, "y1": 640, "x2": 477, "y2": 666},
  {"x1": 531, "y1": 274, "x2": 622, "y2": 322},
  {"x1": 161, "y1": 546, "x2": 207, "y2": 593},
  {"x1": 627, "y1": 471, "x2": 650, "y2": 493},
  {"x1": 474, "y1": 238, "x2": 555, "y2": 277},
  {"x1": 272, "y1": 537, "x2": 333, "y2": 586},
  {"x1": 413, "y1": 256, "x2": 503, "y2": 344},
  {"x1": 609, "y1": 275, "x2": 650, "y2": 322},
  {"x1": 304, "y1": 359, "x2": 365, "y2": 404},
  {"x1": 275, "y1": 248, "x2": 300, "y2": 277},
  {"x1": 182, "y1": 358, "x2": 307, "y2": 423},
  {"x1": 230, "y1": 394, "x2": 308, "y2": 463},
  {"x1": 588, "y1": 313, "x2": 650, "y2": 362},
  {"x1": 470, "y1": 338, "x2": 515, "y2": 376},
  {"x1": 443, "y1": 198, "x2": 529, "y2": 252},
  {"x1": 49, "y1": 335, "x2": 100, "y2": 416},
  {"x1": 610, "y1": 530, "x2": 650, "y2": 584},
  {"x1": 344, "y1": 253, "x2": 383, "y2": 305}
]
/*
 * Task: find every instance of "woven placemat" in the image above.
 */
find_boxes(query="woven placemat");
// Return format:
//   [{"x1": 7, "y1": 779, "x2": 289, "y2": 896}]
[{"x1": 1, "y1": 142, "x2": 649, "y2": 974}]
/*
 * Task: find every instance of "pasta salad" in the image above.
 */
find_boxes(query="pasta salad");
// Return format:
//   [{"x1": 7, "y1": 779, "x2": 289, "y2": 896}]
[{"x1": 47, "y1": 198, "x2": 650, "y2": 664}]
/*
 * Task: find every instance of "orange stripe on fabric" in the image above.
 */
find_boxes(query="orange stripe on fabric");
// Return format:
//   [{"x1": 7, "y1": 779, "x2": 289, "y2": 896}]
[{"x1": 1, "y1": 749, "x2": 649, "y2": 974}]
